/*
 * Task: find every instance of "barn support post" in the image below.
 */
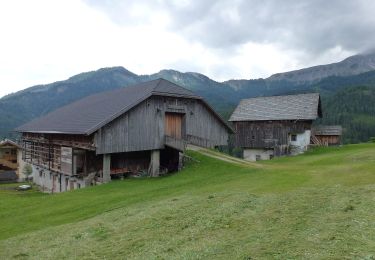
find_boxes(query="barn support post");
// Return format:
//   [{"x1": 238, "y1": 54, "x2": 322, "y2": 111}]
[
  {"x1": 150, "y1": 150, "x2": 160, "y2": 177},
  {"x1": 103, "y1": 154, "x2": 111, "y2": 183}
]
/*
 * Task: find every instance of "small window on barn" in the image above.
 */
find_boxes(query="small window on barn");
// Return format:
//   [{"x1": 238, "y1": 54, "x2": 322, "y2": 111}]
[
  {"x1": 291, "y1": 134, "x2": 297, "y2": 141},
  {"x1": 251, "y1": 135, "x2": 255, "y2": 140}
]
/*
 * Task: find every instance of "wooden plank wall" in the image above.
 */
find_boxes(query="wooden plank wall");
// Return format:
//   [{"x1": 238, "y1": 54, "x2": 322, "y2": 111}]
[
  {"x1": 95, "y1": 97, "x2": 164, "y2": 154},
  {"x1": 95, "y1": 96, "x2": 230, "y2": 154},
  {"x1": 185, "y1": 101, "x2": 229, "y2": 146},
  {"x1": 234, "y1": 120, "x2": 312, "y2": 149},
  {"x1": 315, "y1": 135, "x2": 341, "y2": 146}
]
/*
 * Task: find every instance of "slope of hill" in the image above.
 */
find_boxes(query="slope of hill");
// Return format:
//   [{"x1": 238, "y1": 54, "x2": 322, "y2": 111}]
[
  {"x1": 267, "y1": 52, "x2": 375, "y2": 83},
  {"x1": 1, "y1": 144, "x2": 375, "y2": 258}
]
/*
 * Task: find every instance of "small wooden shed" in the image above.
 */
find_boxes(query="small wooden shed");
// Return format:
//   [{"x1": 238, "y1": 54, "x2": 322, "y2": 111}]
[
  {"x1": 0, "y1": 139, "x2": 25, "y2": 181},
  {"x1": 311, "y1": 125, "x2": 342, "y2": 146}
]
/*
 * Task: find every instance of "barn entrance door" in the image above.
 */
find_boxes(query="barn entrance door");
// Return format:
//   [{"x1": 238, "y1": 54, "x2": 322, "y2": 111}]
[{"x1": 165, "y1": 113, "x2": 184, "y2": 139}]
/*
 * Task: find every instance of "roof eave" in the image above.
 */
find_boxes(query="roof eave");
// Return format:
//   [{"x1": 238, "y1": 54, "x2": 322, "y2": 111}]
[
  {"x1": 17, "y1": 130, "x2": 87, "y2": 135},
  {"x1": 229, "y1": 117, "x2": 318, "y2": 122}
]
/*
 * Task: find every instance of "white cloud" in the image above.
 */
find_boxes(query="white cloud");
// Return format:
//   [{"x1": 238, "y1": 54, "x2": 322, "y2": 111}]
[{"x1": 0, "y1": 0, "x2": 370, "y2": 97}]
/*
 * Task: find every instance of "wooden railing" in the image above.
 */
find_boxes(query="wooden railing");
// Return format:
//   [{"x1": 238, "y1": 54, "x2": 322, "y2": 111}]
[
  {"x1": 164, "y1": 135, "x2": 187, "y2": 151},
  {"x1": 186, "y1": 134, "x2": 214, "y2": 148}
]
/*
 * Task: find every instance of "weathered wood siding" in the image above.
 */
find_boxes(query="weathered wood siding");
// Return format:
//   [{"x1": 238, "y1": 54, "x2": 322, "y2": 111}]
[
  {"x1": 315, "y1": 135, "x2": 341, "y2": 146},
  {"x1": 233, "y1": 120, "x2": 312, "y2": 149},
  {"x1": 95, "y1": 97, "x2": 164, "y2": 154},
  {"x1": 185, "y1": 100, "x2": 229, "y2": 147},
  {"x1": 95, "y1": 96, "x2": 229, "y2": 154}
]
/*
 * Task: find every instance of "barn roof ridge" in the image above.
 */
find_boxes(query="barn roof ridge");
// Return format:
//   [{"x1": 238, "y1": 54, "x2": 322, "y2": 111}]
[{"x1": 16, "y1": 78, "x2": 232, "y2": 135}]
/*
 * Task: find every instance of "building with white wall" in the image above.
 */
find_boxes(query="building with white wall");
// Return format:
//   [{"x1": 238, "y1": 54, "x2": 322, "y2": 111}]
[{"x1": 229, "y1": 93, "x2": 322, "y2": 161}]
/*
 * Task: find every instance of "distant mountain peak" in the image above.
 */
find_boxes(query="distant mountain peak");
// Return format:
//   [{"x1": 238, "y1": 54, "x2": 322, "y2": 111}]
[{"x1": 268, "y1": 52, "x2": 375, "y2": 83}]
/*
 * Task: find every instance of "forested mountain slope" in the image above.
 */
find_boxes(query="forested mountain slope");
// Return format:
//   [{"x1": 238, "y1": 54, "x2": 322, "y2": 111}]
[{"x1": 318, "y1": 86, "x2": 375, "y2": 143}]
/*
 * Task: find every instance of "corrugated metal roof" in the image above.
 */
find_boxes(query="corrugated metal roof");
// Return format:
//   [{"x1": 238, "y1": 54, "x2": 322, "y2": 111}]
[
  {"x1": 312, "y1": 125, "x2": 342, "y2": 136},
  {"x1": 229, "y1": 93, "x2": 322, "y2": 122},
  {"x1": 16, "y1": 78, "x2": 232, "y2": 135}
]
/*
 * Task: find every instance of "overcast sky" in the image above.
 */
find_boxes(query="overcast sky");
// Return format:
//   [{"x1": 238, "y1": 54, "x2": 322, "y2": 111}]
[{"x1": 1, "y1": 0, "x2": 374, "y2": 97}]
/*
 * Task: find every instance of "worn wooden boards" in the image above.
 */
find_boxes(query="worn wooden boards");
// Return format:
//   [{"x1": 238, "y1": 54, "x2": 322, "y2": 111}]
[
  {"x1": 95, "y1": 96, "x2": 230, "y2": 154},
  {"x1": 61, "y1": 147, "x2": 73, "y2": 175},
  {"x1": 165, "y1": 113, "x2": 183, "y2": 139},
  {"x1": 233, "y1": 120, "x2": 312, "y2": 149}
]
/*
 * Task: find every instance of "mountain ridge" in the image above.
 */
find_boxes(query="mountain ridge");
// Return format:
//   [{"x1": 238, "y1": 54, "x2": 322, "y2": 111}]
[
  {"x1": 267, "y1": 52, "x2": 375, "y2": 83},
  {"x1": 1, "y1": 53, "x2": 375, "y2": 143}
]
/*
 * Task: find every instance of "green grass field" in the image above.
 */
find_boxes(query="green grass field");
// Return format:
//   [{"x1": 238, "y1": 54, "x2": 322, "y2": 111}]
[{"x1": 1, "y1": 144, "x2": 375, "y2": 259}]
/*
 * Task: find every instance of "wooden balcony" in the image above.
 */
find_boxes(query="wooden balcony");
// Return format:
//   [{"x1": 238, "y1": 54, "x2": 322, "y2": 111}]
[{"x1": 164, "y1": 135, "x2": 187, "y2": 151}]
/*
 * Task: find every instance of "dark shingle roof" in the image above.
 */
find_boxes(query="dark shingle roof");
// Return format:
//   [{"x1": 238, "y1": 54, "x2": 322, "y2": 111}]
[
  {"x1": 16, "y1": 78, "x2": 232, "y2": 134},
  {"x1": 229, "y1": 93, "x2": 322, "y2": 122},
  {"x1": 312, "y1": 125, "x2": 342, "y2": 136}
]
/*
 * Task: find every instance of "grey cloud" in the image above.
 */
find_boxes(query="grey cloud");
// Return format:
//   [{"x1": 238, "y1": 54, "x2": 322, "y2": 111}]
[
  {"x1": 169, "y1": 0, "x2": 375, "y2": 54},
  {"x1": 86, "y1": 0, "x2": 375, "y2": 55}
]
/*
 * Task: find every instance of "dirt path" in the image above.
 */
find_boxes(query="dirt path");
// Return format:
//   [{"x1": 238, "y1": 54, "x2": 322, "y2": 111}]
[{"x1": 187, "y1": 145, "x2": 263, "y2": 168}]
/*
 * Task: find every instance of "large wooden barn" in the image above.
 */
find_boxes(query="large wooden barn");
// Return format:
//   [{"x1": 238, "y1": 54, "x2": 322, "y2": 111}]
[
  {"x1": 229, "y1": 93, "x2": 322, "y2": 161},
  {"x1": 16, "y1": 79, "x2": 232, "y2": 192}
]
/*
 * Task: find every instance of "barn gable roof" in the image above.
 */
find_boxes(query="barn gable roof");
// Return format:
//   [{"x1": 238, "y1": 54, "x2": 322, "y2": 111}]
[
  {"x1": 16, "y1": 78, "x2": 232, "y2": 135},
  {"x1": 0, "y1": 139, "x2": 21, "y2": 149},
  {"x1": 229, "y1": 93, "x2": 322, "y2": 122}
]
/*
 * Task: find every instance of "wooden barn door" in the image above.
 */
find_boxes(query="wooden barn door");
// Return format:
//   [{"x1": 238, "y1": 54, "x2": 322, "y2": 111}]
[{"x1": 165, "y1": 113, "x2": 183, "y2": 139}]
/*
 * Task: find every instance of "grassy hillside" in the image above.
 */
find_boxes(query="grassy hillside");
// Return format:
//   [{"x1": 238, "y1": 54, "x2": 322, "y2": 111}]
[{"x1": 1, "y1": 144, "x2": 375, "y2": 259}]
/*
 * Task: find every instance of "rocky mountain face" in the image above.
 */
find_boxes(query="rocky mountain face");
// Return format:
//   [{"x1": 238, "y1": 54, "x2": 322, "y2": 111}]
[
  {"x1": 1, "y1": 53, "x2": 375, "y2": 143},
  {"x1": 267, "y1": 52, "x2": 375, "y2": 83}
]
